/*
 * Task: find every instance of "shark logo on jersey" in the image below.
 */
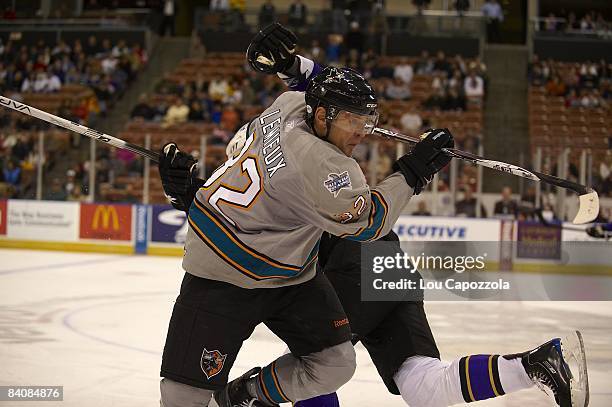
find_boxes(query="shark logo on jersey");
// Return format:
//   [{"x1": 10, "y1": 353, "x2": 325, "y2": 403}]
[
  {"x1": 200, "y1": 348, "x2": 227, "y2": 380},
  {"x1": 324, "y1": 171, "x2": 352, "y2": 197}
]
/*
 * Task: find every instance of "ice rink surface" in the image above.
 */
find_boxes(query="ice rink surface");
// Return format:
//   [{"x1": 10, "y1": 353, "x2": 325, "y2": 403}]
[{"x1": 1, "y1": 249, "x2": 611, "y2": 407}]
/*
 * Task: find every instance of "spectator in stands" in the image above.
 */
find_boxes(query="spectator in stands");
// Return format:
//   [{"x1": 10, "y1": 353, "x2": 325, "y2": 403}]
[
  {"x1": 412, "y1": 201, "x2": 432, "y2": 216},
  {"x1": 11, "y1": 135, "x2": 31, "y2": 164},
  {"x1": 370, "y1": 0, "x2": 389, "y2": 38},
  {"x1": 565, "y1": 88, "x2": 580, "y2": 108},
  {"x1": 84, "y1": 36, "x2": 102, "y2": 56},
  {"x1": 422, "y1": 87, "x2": 447, "y2": 110},
  {"x1": 345, "y1": 21, "x2": 365, "y2": 65},
  {"x1": 453, "y1": 54, "x2": 467, "y2": 75},
  {"x1": 454, "y1": 0, "x2": 470, "y2": 16},
  {"x1": 210, "y1": 0, "x2": 229, "y2": 11},
  {"x1": 455, "y1": 188, "x2": 487, "y2": 218},
  {"x1": 2, "y1": 159, "x2": 20, "y2": 191},
  {"x1": 67, "y1": 185, "x2": 85, "y2": 202},
  {"x1": 579, "y1": 61, "x2": 598, "y2": 88},
  {"x1": 447, "y1": 69, "x2": 463, "y2": 90},
  {"x1": 259, "y1": 0, "x2": 276, "y2": 27},
  {"x1": 221, "y1": 104, "x2": 241, "y2": 132},
  {"x1": 330, "y1": 0, "x2": 347, "y2": 34},
  {"x1": 493, "y1": 186, "x2": 518, "y2": 217},
  {"x1": 131, "y1": 94, "x2": 155, "y2": 120},
  {"x1": 544, "y1": 13, "x2": 559, "y2": 32},
  {"x1": 444, "y1": 86, "x2": 466, "y2": 111},
  {"x1": 385, "y1": 77, "x2": 411, "y2": 100},
  {"x1": 288, "y1": 0, "x2": 308, "y2": 32},
  {"x1": 399, "y1": 111, "x2": 423, "y2": 135},
  {"x1": 159, "y1": 0, "x2": 176, "y2": 35},
  {"x1": 163, "y1": 97, "x2": 189, "y2": 127},
  {"x1": 208, "y1": 75, "x2": 230, "y2": 102},
  {"x1": 20, "y1": 71, "x2": 36, "y2": 92},
  {"x1": 481, "y1": 0, "x2": 504, "y2": 43},
  {"x1": 412, "y1": 0, "x2": 431, "y2": 15},
  {"x1": 238, "y1": 78, "x2": 256, "y2": 105},
  {"x1": 325, "y1": 34, "x2": 343, "y2": 64},
  {"x1": 464, "y1": 70, "x2": 484, "y2": 102},
  {"x1": 414, "y1": 50, "x2": 434, "y2": 74},
  {"x1": 431, "y1": 72, "x2": 447, "y2": 92},
  {"x1": 580, "y1": 12, "x2": 595, "y2": 32},
  {"x1": 545, "y1": 75, "x2": 567, "y2": 97},
  {"x1": 433, "y1": 51, "x2": 451, "y2": 76},
  {"x1": 44, "y1": 178, "x2": 67, "y2": 201},
  {"x1": 394, "y1": 57, "x2": 414, "y2": 84},
  {"x1": 188, "y1": 100, "x2": 206, "y2": 121}
]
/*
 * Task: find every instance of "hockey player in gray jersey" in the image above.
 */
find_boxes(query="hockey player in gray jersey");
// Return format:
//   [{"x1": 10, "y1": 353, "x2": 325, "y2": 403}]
[{"x1": 156, "y1": 29, "x2": 454, "y2": 407}]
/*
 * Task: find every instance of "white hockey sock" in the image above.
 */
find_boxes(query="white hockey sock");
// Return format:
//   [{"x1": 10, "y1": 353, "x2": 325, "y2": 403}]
[
  {"x1": 498, "y1": 356, "x2": 534, "y2": 393},
  {"x1": 394, "y1": 354, "x2": 535, "y2": 407},
  {"x1": 394, "y1": 356, "x2": 464, "y2": 407}
]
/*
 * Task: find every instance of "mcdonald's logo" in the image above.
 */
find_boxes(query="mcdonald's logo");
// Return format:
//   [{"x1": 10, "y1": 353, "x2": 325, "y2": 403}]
[
  {"x1": 80, "y1": 203, "x2": 132, "y2": 241},
  {"x1": 92, "y1": 205, "x2": 120, "y2": 231}
]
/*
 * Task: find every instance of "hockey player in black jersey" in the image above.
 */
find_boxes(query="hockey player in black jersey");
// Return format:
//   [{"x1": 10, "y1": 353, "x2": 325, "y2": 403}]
[{"x1": 244, "y1": 23, "x2": 590, "y2": 407}]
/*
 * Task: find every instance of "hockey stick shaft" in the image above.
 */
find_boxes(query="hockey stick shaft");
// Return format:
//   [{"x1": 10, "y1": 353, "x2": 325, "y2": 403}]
[
  {"x1": 0, "y1": 95, "x2": 160, "y2": 163},
  {"x1": 373, "y1": 127, "x2": 591, "y2": 195}
]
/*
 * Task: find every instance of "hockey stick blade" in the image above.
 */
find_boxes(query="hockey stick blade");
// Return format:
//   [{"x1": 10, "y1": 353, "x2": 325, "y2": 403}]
[
  {"x1": 0, "y1": 94, "x2": 160, "y2": 162},
  {"x1": 573, "y1": 190, "x2": 599, "y2": 225}
]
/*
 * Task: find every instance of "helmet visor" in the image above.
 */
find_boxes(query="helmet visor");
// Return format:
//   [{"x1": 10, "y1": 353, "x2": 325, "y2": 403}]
[{"x1": 332, "y1": 110, "x2": 379, "y2": 135}]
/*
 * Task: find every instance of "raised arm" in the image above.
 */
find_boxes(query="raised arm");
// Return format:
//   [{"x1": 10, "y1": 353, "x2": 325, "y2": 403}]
[{"x1": 246, "y1": 22, "x2": 324, "y2": 91}]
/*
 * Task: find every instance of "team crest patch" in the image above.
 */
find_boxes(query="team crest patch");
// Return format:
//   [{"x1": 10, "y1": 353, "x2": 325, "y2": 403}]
[
  {"x1": 324, "y1": 171, "x2": 352, "y2": 197},
  {"x1": 200, "y1": 348, "x2": 227, "y2": 380}
]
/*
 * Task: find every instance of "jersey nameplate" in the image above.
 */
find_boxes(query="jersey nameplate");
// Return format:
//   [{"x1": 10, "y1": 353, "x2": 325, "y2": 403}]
[{"x1": 260, "y1": 109, "x2": 287, "y2": 178}]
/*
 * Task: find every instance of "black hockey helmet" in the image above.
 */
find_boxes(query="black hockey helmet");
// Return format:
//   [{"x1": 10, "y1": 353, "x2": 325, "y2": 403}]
[{"x1": 305, "y1": 66, "x2": 378, "y2": 138}]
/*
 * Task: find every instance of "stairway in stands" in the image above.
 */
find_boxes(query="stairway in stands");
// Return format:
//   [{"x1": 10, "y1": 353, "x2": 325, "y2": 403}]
[
  {"x1": 100, "y1": 36, "x2": 192, "y2": 137},
  {"x1": 482, "y1": 44, "x2": 530, "y2": 193}
]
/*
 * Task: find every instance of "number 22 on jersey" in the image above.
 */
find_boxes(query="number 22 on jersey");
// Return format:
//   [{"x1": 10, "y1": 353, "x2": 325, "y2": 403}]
[{"x1": 202, "y1": 126, "x2": 262, "y2": 227}]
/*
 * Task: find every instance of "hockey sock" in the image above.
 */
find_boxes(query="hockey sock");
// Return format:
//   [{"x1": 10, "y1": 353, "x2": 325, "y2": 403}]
[
  {"x1": 498, "y1": 355, "x2": 534, "y2": 393},
  {"x1": 294, "y1": 393, "x2": 340, "y2": 407},
  {"x1": 251, "y1": 362, "x2": 291, "y2": 405},
  {"x1": 394, "y1": 355, "x2": 534, "y2": 407}
]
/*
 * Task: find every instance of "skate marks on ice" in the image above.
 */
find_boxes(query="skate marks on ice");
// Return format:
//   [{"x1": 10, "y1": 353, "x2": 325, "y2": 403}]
[{"x1": 0, "y1": 249, "x2": 611, "y2": 406}]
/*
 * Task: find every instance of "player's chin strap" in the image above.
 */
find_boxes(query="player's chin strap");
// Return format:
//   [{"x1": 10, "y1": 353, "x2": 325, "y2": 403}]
[{"x1": 307, "y1": 104, "x2": 337, "y2": 141}]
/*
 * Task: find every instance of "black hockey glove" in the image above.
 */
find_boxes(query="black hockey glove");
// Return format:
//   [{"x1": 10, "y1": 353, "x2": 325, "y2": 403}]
[
  {"x1": 393, "y1": 128, "x2": 454, "y2": 195},
  {"x1": 158, "y1": 143, "x2": 205, "y2": 213},
  {"x1": 247, "y1": 22, "x2": 298, "y2": 75}
]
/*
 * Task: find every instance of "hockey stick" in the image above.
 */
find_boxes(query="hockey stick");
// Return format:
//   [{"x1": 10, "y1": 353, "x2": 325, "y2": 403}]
[
  {"x1": 0, "y1": 95, "x2": 160, "y2": 163},
  {"x1": 0, "y1": 95, "x2": 599, "y2": 224},
  {"x1": 373, "y1": 127, "x2": 600, "y2": 225}
]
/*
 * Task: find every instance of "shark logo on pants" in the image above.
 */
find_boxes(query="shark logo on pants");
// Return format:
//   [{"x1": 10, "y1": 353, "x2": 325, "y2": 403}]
[{"x1": 200, "y1": 348, "x2": 227, "y2": 380}]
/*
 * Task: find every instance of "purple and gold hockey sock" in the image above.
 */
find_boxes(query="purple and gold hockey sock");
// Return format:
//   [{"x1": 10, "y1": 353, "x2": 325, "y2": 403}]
[
  {"x1": 294, "y1": 393, "x2": 340, "y2": 407},
  {"x1": 458, "y1": 355, "x2": 506, "y2": 402},
  {"x1": 458, "y1": 354, "x2": 531, "y2": 403}
]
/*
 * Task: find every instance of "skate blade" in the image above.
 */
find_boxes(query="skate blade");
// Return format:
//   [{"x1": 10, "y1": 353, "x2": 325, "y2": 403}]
[{"x1": 561, "y1": 330, "x2": 590, "y2": 407}]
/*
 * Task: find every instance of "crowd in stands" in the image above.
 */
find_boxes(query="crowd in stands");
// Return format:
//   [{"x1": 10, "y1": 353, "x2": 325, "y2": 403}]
[
  {"x1": 540, "y1": 10, "x2": 612, "y2": 38},
  {"x1": 0, "y1": 36, "x2": 146, "y2": 115},
  {"x1": 0, "y1": 36, "x2": 146, "y2": 199},
  {"x1": 528, "y1": 55, "x2": 610, "y2": 109},
  {"x1": 0, "y1": 110, "x2": 62, "y2": 199}
]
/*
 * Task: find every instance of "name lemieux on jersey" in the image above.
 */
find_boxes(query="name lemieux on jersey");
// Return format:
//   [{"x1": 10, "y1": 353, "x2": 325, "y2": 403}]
[{"x1": 182, "y1": 91, "x2": 414, "y2": 288}]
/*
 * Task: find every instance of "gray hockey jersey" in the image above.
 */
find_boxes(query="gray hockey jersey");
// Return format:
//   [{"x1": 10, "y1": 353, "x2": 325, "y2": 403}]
[{"x1": 182, "y1": 91, "x2": 414, "y2": 288}]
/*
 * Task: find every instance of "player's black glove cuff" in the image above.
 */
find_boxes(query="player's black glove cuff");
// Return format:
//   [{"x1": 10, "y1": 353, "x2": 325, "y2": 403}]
[
  {"x1": 159, "y1": 142, "x2": 204, "y2": 213},
  {"x1": 247, "y1": 22, "x2": 298, "y2": 75},
  {"x1": 393, "y1": 128, "x2": 454, "y2": 195}
]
